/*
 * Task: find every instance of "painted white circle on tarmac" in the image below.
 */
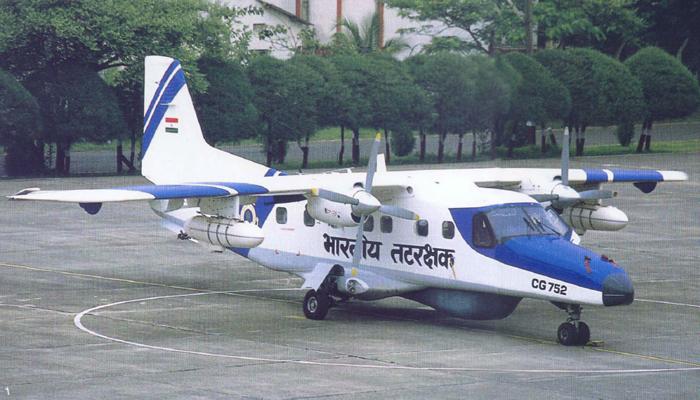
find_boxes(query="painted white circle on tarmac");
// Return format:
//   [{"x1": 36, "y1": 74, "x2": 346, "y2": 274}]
[{"x1": 74, "y1": 289, "x2": 700, "y2": 375}]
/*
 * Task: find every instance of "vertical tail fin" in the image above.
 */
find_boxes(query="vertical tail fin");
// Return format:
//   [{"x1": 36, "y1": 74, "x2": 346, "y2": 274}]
[{"x1": 141, "y1": 56, "x2": 267, "y2": 184}]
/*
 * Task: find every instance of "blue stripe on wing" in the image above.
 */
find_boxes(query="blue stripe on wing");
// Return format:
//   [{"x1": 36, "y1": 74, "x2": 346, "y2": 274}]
[
  {"x1": 122, "y1": 184, "x2": 231, "y2": 199},
  {"x1": 583, "y1": 168, "x2": 664, "y2": 184},
  {"x1": 202, "y1": 182, "x2": 269, "y2": 195}
]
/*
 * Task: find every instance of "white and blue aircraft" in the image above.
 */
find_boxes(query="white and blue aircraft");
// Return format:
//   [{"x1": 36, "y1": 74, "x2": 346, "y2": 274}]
[{"x1": 9, "y1": 56, "x2": 688, "y2": 346}]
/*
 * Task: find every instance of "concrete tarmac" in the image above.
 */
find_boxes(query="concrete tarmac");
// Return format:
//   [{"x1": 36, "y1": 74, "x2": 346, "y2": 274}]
[{"x1": 1, "y1": 152, "x2": 698, "y2": 399}]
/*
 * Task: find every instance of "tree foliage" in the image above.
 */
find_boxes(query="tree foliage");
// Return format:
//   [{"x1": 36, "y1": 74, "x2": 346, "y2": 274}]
[
  {"x1": 329, "y1": 54, "x2": 375, "y2": 164},
  {"x1": 535, "y1": 48, "x2": 644, "y2": 154},
  {"x1": 636, "y1": 0, "x2": 700, "y2": 75},
  {"x1": 0, "y1": 0, "x2": 257, "y2": 84},
  {"x1": 0, "y1": 68, "x2": 44, "y2": 175},
  {"x1": 195, "y1": 56, "x2": 258, "y2": 146},
  {"x1": 335, "y1": 13, "x2": 408, "y2": 55},
  {"x1": 535, "y1": 48, "x2": 643, "y2": 128},
  {"x1": 248, "y1": 55, "x2": 321, "y2": 166},
  {"x1": 408, "y1": 53, "x2": 510, "y2": 161},
  {"x1": 625, "y1": 47, "x2": 700, "y2": 123},
  {"x1": 0, "y1": 69, "x2": 41, "y2": 145},
  {"x1": 502, "y1": 52, "x2": 571, "y2": 127},
  {"x1": 386, "y1": 0, "x2": 525, "y2": 54},
  {"x1": 25, "y1": 64, "x2": 126, "y2": 147},
  {"x1": 535, "y1": 0, "x2": 645, "y2": 56}
]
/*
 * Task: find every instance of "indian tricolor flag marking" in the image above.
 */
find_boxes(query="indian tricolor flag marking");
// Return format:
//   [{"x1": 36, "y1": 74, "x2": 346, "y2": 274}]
[{"x1": 165, "y1": 117, "x2": 179, "y2": 134}]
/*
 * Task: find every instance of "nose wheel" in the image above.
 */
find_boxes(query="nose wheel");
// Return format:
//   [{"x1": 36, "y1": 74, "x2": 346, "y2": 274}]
[{"x1": 557, "y1": 304, "x2": 590, "y2": 346}]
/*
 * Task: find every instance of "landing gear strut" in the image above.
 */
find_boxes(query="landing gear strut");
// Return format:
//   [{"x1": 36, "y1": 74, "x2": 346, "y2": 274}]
[{"x1": 557, "y1": 304, "x2": 590, "y2": 346}]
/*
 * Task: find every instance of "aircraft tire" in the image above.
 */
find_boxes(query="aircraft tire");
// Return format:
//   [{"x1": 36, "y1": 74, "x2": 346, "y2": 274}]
[
  {"x1": 303, "y1": 289, "x2": 330, "y2": 320},
  {"x1": 576, "y1": 322, "x2": 590, "y2": 345},
  {"x1": 557, "y1": 322, "x2": 578, "y2": 346}
]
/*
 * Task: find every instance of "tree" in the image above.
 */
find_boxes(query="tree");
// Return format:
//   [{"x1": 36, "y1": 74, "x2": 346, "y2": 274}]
[
  {"x1": 291, "y1": 54, "x2": 351, "y2": 168},
  {"x1": 625, "y1": 47, "x2": 700, "y2": 152},
  {"x1": 535, "y1": 0, "x2": 645, "y2": 58},
  {"x1": 365, "y1": 55, "x2": 427, "y2": 163},
  {"x1": 0, "y1": 1, "x2": 259, "y2": 171},
  {"x1": 636, "y1": 0, "x2": 700, "y2": 76},
  {"x1": 336, "y1": 12, "x2": 408, "y2": 55},
  {"x1": 407, "y1": 53, "x2": 477, "y2": 163},
  {"x1": 386, "y1": 0, "x2": 526, "y2": 54},
  {"x1": 329, "y1": 54, "x2": 374, "y2": 165},
  {"x1": 0, "y1": 1, "x2": 256, "y2": 79},
  {"x1": 502, "y1": 52, "x2": 571, "y2": 152},
  {"x1": 248, "y1": 56, "x2": 321, "y2": 166},
  {"x1": 535, "y1": 48, "x2": 644, "y2": 155},
  {"x1": 461, "y1": 55, "x2": 511, "y2": 160},
  {"x1": 24, "y1": 64, "x2": 127, "y2": 174},
  {"x1": 195, "y1": 56, "x2": 258, "y2": 147},
  {"x1": 387, "y1": 0, "x2": 645, "y2": 59},
  {"x1": 0, "y1": 69, "x2": 43, "y2": 175}
]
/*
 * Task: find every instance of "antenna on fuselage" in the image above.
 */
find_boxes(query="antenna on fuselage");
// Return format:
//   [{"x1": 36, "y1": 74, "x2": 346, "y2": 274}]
[{"x1": 562, "y1": 127, "x2": 569, "y2": 186}]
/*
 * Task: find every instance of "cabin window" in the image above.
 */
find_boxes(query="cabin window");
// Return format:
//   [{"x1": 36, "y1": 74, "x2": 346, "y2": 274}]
[
  {"x1": 415, "y1": 219, "x2": 429, "y2": 237},
  {"x1": 276, "y1": 207, "x2": 287, "y2": 224},
  {"x1": 303, "y1": 209, "x2": 315, "y2": 227},
  {"x1": 363, "y1": 215, "x2": 374, "y2": 232},
  {"x1": 473, "y1": 213, "x2": 495, "y2": 248},
  {"x1": 380, "y1": 216, "x2": 393, "y2": 233},
  {"x1": 442, "y1": 221, "x2": 455, "y2": 239}
]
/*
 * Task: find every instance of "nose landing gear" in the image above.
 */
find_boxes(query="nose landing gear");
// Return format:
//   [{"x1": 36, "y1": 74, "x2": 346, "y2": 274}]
[{"x1": 557, "y1": 304, "x2": 590, "y2": 346}]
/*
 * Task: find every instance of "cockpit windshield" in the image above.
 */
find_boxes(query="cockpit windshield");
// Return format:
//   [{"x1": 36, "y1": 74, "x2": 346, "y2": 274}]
[{"x1": 474, "y1": 204, "x2": 570, "y2": 246}]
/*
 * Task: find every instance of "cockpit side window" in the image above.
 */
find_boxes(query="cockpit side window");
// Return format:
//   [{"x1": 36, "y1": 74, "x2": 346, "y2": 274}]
[{"x1": 473, "y1": 213, "x2": 495, "y2": 248}]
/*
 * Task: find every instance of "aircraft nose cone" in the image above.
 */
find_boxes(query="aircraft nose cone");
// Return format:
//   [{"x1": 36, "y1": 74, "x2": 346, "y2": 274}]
[{"x1": 602, "y1": 273, "x2": 634, "y2": 306}]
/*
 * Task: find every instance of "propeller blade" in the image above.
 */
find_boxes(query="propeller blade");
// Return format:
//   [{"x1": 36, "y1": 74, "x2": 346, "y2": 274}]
[
  {"x1": 379, "y1": 205, "x2": 420, "y2": 221},
  {"x1": 531, "y1": 194, "x2": 560, "y2": 203},
  {"x1": 365, "y1": 132, "x2": 382, "y2": 192},
  {"x1": 561, "y1": 127, "x2": 570, "y2": 186},
  {"x1": 352, "y1": 215, "x2": 366, "y2": 267},
  {"x1": 311, "y1": 188, "x2": 359, "y2": 205},
  {"x1": 578, "y1": 189, "x2": 615, "y2": 200}
]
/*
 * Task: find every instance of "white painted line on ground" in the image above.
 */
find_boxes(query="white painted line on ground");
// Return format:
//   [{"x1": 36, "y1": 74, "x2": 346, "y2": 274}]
[
  {"x1": 74, "y1": 291, "x2": 700, "y2": 375},
  {"x1": 636, "y1": 298, "x2": 700, "y2": 309}
]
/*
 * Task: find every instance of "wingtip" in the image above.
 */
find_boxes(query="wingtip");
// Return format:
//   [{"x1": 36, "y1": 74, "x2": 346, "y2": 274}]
[{"x1": 7, "y1": 187, "x2": 41, "y2": 200}]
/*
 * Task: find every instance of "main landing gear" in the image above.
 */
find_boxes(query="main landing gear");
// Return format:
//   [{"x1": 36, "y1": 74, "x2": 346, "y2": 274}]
[
  {"x1": 303, "y1": 289, "x2": 331, "y2": 320},
  {"x1": 557, "y1": 304, "x2": 590, "y2": 346}
]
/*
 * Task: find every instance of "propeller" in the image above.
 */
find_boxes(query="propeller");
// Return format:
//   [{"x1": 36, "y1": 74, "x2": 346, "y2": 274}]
[
  {"x1": 309, "y1": 132, "x2": 419, "y2": 268},
  {"x1": 537, "y1": 127, "x2": 616, "y2": 210}
]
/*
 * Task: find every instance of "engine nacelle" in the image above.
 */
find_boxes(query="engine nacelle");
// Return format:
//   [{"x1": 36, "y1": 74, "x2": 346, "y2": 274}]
[
  {"x1": 563, "y1": 205, "x2": 628, "y2": 232},
  {"x1": 306, "y1": 197, "x2": 359, "y2": 227},
  {"x1": 185, "y1": 216, "x2": 264, "y2": 248}
]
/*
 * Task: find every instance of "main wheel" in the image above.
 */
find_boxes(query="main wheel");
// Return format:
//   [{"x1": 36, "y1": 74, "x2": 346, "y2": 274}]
[
  {"x1": 557, "y1": 322, "x2": 578, "y2": 346},
  {"x1": 576, "y1": 322, "x2": 590, "y2": 345},
  {"x1": 303, "y1": 290, "x2": 330, "y2": 320}
]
